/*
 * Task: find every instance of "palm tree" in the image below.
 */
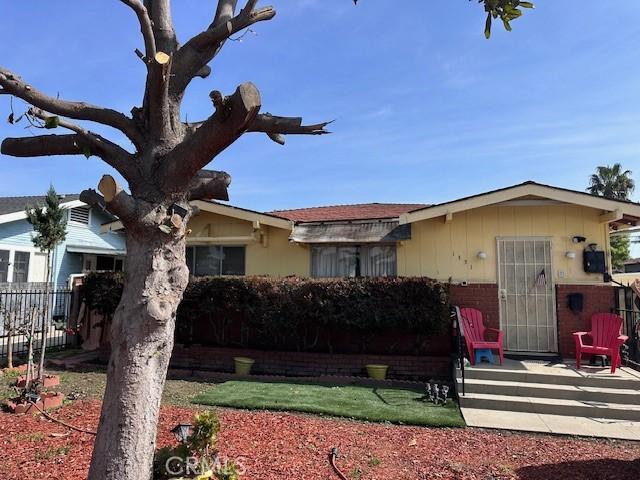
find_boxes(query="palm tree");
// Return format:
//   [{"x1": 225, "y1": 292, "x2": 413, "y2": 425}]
[
  {"x1": 588, "y1": 163, "x2": 635, "y2": 201},
  {"x1": 588, "y1": 164, "x2": 635, "y2": 271}
]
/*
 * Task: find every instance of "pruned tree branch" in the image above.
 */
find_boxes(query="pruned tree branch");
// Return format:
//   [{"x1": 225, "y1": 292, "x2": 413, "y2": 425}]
[
  {"x1": 247, "y1": 113, "x2": 332, "y2": 145},
  {"x1": 23, "y1": 108, "x2": 137, "y2": 181},
  {"x1": 144, "y1": 0, "x2": 177, "y2": 53},
  {"x1": 28, "y1": 108, "x2": 133, "y2": 158},
  {"x1": 2, "y1": 134, "x2": 95, "y2": 158},
  {"x1": 170, "y1": 1, "x2": 276, "y2": 97},
  {"x1": 187, "y1": 170, "x2": 232, "y2": 201},
  {"x1": 80, "y1": 175, "x2": 136, "y2": 221},
  {"x1": 120, "y1": 0, "x2": 157, "y2": 60},
  {"x1": 162, "y1": 82, "x2": 261, "y2": 188},
  {"x1": 0, "y1": 67, "x2": 143, "y2": 147},
  {"x1": 214, "y1": 0, "x2": 239, "y2": 27}
]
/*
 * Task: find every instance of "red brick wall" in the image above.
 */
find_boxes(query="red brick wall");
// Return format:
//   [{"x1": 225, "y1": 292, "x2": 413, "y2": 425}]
[
  {"x1": 169, "y1": 346, "x2": 450, "y2": 380},
  {"x1": 556, "y1": 284, "x2": 615, "y2": 357},
  {"x1": 449, "y1": 283, "x2": 615, "y2": 358},
  {"x1": 450, "y1": 284, "x2": 499, "y2": 330}
]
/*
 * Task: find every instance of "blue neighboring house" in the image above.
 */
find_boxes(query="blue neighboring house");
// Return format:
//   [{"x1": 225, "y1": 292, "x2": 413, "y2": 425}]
[{"x1": 0, "y1": 194, "x2": 126, "y2": 286}]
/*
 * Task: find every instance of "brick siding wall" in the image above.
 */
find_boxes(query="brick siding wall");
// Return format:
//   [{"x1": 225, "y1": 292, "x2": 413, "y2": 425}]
[
  {"x1": 556, "y1": 284, "x2": 615, "y2": 357},
  {"x1": 450, "y1": 282, "x2": 615, "y2": 358},
  {"x1": 450, "y1": 283, "x2": 499, "y2": 330}
]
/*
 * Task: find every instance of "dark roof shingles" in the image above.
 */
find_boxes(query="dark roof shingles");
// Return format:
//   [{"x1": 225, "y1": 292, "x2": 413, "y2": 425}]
[
  {"x1": 0, "y1": 194, "x2": 79, "y2": 216},
  {"x1": 270, "y1": 203, "x2": 428, "y2": 222}
]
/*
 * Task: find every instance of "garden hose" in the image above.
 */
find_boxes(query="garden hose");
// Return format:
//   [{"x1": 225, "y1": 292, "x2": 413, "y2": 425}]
[
  {"x1": 329, "y1": 447, "x2": 348, "y2": 480},
  {"x1": 28, "y1": 401, "x2": 97, "y2": 435}
]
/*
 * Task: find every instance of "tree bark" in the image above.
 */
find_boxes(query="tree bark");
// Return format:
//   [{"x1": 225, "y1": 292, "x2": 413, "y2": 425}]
[{"x1": 88, "y1": 228, "x2": 189, "y2": 480}]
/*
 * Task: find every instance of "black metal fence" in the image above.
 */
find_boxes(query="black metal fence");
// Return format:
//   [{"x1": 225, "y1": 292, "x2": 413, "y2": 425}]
[
  {"x1": 0, "y1": 285, "x2": 73, "y2": 362},
  {"x1": 614, "y1": 286, "x2": 640, "y2": 370}
]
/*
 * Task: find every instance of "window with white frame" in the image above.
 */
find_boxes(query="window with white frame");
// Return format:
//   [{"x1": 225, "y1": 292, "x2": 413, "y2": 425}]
[
  {"x1": 69, "y1": 206, "x2": 90, "y2": 225},
  {"x1": 186, "y1": 246, "x2": 246, "y2": 276},
  {"x1": 0, "y1": 249, "x2": 9, "y2": 282},
  {"x1": 310, "y1": 245, "x2": 397, "y2": 278},
  {"x1": 12, "y1": 251, "x2": 30, "y2": 283}
]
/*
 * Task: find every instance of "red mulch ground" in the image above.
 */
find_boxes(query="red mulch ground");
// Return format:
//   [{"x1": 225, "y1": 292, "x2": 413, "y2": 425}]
[{"x1": 0, "y1": 400, "x2": 638, "y2": 479}]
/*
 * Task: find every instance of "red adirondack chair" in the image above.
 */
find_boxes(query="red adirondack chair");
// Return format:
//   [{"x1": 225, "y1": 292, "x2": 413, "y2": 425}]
[
  {"x1": 573, "y1": 313, "x2": 628, "y2": 374},
  {"x1": 459, "y1": 307, "x2": 504, "y2": 365}
]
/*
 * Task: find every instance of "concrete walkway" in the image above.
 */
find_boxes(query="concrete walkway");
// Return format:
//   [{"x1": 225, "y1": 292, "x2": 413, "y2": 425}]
[
  {"x1": 463, "y1": 408, "x2": 640, "y2": 441},
  {"x1": 458, "y1": 359, "x2": 640, "y2": 441}
]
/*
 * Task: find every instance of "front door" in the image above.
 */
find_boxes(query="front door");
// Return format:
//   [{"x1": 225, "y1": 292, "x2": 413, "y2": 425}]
[{"x1": 497, "y1": 237, "x2": 558, "y2": 353}]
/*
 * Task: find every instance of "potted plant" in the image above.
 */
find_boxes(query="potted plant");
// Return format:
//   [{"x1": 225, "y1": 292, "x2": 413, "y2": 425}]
[
  {"x1": 233, "y1": 357, "x2": 255, "y2": 375},
  {"x1": 365, "y1": 364, "x2": 389, "y2": 380}
]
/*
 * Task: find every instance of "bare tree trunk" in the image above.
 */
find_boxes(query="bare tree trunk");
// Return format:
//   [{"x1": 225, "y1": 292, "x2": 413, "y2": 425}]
[
  {"x1": 25, "y1": 307, "x2": 37, "y2": 390},
  {"x1": 88, "y1": 231, "x2": 189, "y2": 480},
  {"x1": 37, "y1": 251, "x2": 52, "y2": 382},
  {"x1": 6, "y1": 323, "x2": 13, "y2": 369}
]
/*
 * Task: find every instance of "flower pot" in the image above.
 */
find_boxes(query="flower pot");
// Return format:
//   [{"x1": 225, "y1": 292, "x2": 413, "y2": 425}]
[
  {"x1": 366, "y1": 364, "x2": 389, "y2": 380},
  {"x1": 234, "y1": 357, "x2": 255, "y2": 375}
]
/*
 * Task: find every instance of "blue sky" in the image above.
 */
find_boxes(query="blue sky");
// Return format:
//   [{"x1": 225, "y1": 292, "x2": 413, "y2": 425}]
[{"x1": 1, "y1": 2, "x2": 639, "y2": 223}]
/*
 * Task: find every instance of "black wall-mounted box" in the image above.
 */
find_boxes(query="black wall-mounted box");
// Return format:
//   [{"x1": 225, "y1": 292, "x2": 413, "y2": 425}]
[{"x1": 583, "y1": 250, "x2": 606, "y2": 273}]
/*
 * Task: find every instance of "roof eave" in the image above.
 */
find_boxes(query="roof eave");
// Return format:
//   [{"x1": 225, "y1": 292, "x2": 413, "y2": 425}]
[{"x1": 401, "y1": 182, "x2": 640, "y2": 225}]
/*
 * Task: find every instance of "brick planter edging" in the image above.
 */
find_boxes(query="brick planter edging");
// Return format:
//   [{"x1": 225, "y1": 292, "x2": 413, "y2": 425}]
[
  {"x1": 167, "y1": 368, "x2": 443, "y2": 389},
  {"x1": 6, "y1": 392, "x2": 65, "y2": 414},
  {"x1": 169, "y1": 346, "x2": 450, "y2": 381}
]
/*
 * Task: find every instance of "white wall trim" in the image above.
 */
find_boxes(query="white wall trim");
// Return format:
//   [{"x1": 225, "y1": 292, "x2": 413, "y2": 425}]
[
  {"x1": 0, "y1": 242, "x2": 48, "y2": 283},
  {"x1": 0, "y1": 200, "x2": 87, "y2": 226}
]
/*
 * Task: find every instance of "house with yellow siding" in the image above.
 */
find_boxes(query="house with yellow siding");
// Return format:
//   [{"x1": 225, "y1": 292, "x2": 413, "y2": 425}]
[{"x1": 103, "y1": 181, "x2": 640, "y2": 357}]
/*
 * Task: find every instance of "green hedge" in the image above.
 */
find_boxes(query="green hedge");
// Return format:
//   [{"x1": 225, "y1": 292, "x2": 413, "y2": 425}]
[{"x1": 82, "y1": 273, "x2": 451, "y2": 353}]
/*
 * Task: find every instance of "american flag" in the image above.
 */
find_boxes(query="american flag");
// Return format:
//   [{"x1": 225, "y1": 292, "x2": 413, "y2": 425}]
[{"x1": 535, "y1": 268, "x2": 547, "y2": 287}]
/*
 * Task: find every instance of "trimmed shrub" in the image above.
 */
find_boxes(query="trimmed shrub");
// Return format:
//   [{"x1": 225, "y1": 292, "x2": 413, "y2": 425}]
[{"x1": 82, "y1": 273, "x2": 450, "y2": 355}]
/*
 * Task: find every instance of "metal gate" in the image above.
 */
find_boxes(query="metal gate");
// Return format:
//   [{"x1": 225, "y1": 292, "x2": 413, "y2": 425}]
[
  {"x1": 0, "y1": 285, "x2": 73, "y2": 360},
  {"x1": 497, "y1": 237, "x2": 558, "y2": 352},
  {"x1": 614, "y1": 285, "x2": 640, "y2": 370}
]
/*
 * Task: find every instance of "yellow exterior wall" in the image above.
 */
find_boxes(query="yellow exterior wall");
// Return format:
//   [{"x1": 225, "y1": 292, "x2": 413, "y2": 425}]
[
  {"x1": 187, "y1": 211, "x2": 309, "y2": 277},
  {"x1": 246, "y1": 226, "x2": 309, "y2": 276},
  {"x1": 188, "y1": 205, "x2": 610, "y2": 283},
  {"x1": 398, "y1": 205, "x2": 609, "y2": 285}
]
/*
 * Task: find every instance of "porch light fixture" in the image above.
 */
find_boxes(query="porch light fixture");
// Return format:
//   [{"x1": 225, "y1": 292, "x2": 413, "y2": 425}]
[
  {"x1": 477, "y1": 251, "x2": 487, "y2": 260},
  {"x1": 171, "y1": 423, "x2": 193, "y2": 444},
  {"x1": 565, "y1": 251, "x2": 577, "y2": 259}
]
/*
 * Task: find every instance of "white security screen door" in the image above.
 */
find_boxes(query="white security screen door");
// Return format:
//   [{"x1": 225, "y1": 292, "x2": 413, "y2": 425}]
[{"x1": 497, "y1": 237, "x2": 558, "y2": 353}]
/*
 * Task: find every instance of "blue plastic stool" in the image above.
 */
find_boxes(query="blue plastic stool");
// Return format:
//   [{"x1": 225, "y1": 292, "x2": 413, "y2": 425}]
[{"x1": 475, "y1": 348, "x2": 494, "y2": 364}]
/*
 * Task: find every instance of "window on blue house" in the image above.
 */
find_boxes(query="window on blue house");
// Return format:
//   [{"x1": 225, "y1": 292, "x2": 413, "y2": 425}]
[
  {"x1": 0, "y1": 250, "x2": 9, "y2": 282},
  {"x1": 12, "y1": 251, "x2": 30, "y2": 283}
]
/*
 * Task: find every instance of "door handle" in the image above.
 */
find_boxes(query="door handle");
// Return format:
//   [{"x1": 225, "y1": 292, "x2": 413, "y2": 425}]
[{"x1": 499, "y1": 289, "x2": 507, "y2": 300}]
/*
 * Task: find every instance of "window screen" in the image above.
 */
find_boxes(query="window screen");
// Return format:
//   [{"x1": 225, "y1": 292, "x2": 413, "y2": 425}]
[
  {"x1": 12, "y1": 251, "x2": 30, "y2": 283},
  {"x1": 311, "y1": 245, "x2": 396, "y2": 278},
  {"x1": 187, "y1": 246, "x2": 246, "y2": 276}
]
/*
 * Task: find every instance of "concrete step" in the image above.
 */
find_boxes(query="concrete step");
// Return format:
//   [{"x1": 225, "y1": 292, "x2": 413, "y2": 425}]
[
  {"x1": 457, "y1": 377, "x2": 640, "y2": 405},
  {"x1": 460, "y1": 407, "x2": 640, "y2": 441},
  {"x1": 458, "y1": 392, "x2": 640, "y2": 421},
  {"x1": 459, "y1": 366, "x2": 640, "y2": 390}
]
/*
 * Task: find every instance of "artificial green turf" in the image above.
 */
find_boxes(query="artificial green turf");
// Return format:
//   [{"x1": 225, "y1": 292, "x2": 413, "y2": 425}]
[{"x1": 192, "y1": 381, "x2": 465, "y2": 427}]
